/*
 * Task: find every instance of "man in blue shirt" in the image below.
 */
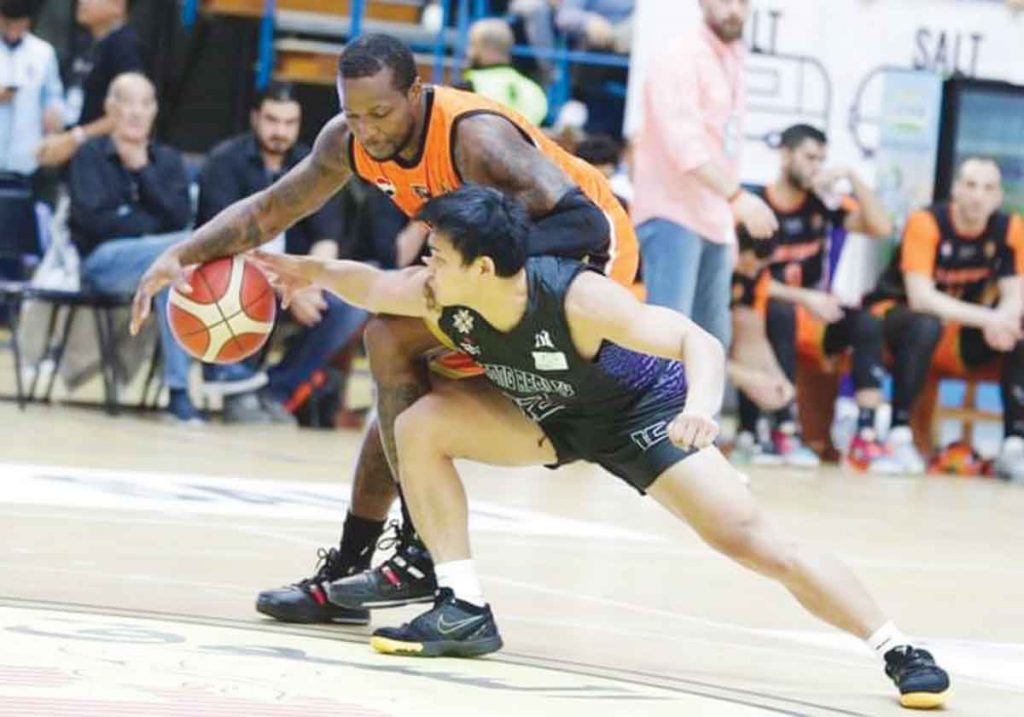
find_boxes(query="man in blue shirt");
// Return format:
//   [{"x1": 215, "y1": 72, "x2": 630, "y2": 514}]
[{"x1": 198, "y1": 82, "x2": 367, "y2": 424}]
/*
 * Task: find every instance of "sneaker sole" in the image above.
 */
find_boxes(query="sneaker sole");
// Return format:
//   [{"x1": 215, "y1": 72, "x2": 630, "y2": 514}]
[
  {"x1": 370, "y1": 634, "x2": 503, "y2": 658},
  {"x1": 900, "y1": 688, "x2": 950, "y2": 709}
]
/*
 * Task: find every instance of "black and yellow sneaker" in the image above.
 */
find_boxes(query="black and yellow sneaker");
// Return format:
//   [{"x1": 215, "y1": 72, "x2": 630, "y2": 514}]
[
  {"x1": 256, "y1": 547, "x2": 371, "y2": 625},
  {"x1": 884, "y1": 646, "x2": 951, "y2": 709},
  {"x1": 370, "y1": 588, "x2": 503, "y2": 658},
  {"x1": 327, "y1": 524, "x2": 436, "y2": 609}
]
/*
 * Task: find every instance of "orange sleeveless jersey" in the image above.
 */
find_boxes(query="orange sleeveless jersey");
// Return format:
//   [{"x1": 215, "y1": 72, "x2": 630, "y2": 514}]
[{"x1": 349, "y1": 85, "x2": 639, "y2": 287}]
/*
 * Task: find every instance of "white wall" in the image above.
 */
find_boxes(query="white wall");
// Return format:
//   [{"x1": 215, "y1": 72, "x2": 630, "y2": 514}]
[{"x1": 626, "y1": 0, "x2": 1024, "y2": 184}]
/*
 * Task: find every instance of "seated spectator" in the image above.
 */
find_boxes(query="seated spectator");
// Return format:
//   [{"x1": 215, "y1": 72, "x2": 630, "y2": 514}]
[
  {"x1": 36, "y1": 0, "x2": 143, "y2": 167},
  {"x1": 556, "y1": 0, "x2": 633, "y2": 137},
  {"x1": 69, "y1": 72, "x2": 199, "y2": 422},
  {"x1": 0, "y1": 0, "x2": 64, "y2": 271},
  {"x1": 731, "y1": 125, "x2": 893, "y2": 471},
  {"x1": 198, "y1": 82, "x2": 368, "y2": 425},
  {"x1": 462, "y1": 17, "x2": 548, "y2": 126},
  {"x1": 507, "y1": 0, "x2": 557, "y2": 84},
  {"x1": 864, "y1": 156, "x2": 1024, "y2": 480}
]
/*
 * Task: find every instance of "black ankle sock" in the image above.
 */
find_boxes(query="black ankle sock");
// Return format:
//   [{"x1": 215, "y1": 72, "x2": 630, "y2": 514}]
[
  {"x1": 857, "y1": 406, "x2": 876, "y2": 432},
  {"x1": 338, "y1": 512, "x2": 385, "y2": 574}
]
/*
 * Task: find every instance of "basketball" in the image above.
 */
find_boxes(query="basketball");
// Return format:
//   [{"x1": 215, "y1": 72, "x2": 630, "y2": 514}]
[{"x1": 166, "y1": 255, "x2": 277, "y2": 363}]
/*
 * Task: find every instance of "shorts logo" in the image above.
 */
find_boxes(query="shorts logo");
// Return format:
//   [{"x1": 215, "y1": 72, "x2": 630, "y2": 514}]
[
  {"x1": 630, "y1": 420, "x2": 669, "y2": 452},
  {"x1": 534, "y1": 330, "x2": 556, "y2": 350},
  {"x1": 459, "y1": 340, "x2": 481, "y2": 356}
]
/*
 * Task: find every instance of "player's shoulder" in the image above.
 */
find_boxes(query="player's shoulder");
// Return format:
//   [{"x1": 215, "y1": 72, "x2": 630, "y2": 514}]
[{"x1": 903, "y1": 206, "x2": 942, "y2": 239}]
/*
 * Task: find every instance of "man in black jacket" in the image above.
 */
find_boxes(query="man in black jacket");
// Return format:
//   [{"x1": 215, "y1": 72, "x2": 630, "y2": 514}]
[
  {"x1": 197, "y1": 82, "x2": 369, "y2": 424},
  {"x1": 69, "y1": 72, "x2": 200, "y2": 422}
]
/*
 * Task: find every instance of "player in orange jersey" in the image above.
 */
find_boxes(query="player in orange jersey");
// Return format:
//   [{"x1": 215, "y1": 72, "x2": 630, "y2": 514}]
[{"x1": 129, "y1": 33, "x2": 639, "y2": 624}]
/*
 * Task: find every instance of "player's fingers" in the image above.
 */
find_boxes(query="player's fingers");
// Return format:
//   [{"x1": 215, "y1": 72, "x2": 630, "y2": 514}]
[
  {"x1": 170, "y1": 272, "x2": 192, "y2": 295},
  {"x1": 130, "y1": 288, "x2": 150, "y2": 336}
]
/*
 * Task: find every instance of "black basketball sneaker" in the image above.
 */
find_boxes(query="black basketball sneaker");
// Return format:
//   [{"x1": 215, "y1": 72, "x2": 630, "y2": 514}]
[
  {"x1": 370, "y1": 588, "x2": 503, "y2": 658},
  {"x1": 884, "y1": 646, "x2": 951, "y2": 709},
  {"x1": 256, "y1": 547, "x2": 371, "y2": 625},
  {"x1": 327, "y1": 522, "x2": 436, "y2": 609}
]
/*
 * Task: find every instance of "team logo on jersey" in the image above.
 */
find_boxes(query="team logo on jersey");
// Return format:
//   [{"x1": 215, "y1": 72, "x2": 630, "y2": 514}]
[
  {"x1": 985, "y1": 241, "x2": 997, "y2": 259},
  {"x1": 940, "y1": 242, "x2": 953, "y2": 258},
  {"x1": 453, "y1": 309, "x2": 475, "y2": 334},
  {"x1": 534, "y1": 330, "x2": 556, "y2": 350},
  {"x1": 374, "y1": 177, "x2": 396, "y2": 197},
  {"x1": 811, "y1": 213, "x2": 824, "y2": 231},
  {"x1": 412, "y1": 185, "x2": 432, "y2": 200}
]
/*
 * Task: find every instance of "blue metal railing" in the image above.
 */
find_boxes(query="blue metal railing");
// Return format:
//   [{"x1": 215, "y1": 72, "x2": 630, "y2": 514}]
[{"x1": 231, "y1": 0, "x2": 628, "y2": 112}]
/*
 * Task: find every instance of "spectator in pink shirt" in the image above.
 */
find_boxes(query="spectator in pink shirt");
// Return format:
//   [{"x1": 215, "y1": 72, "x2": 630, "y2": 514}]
[{"x1": 632, "y1": 0, "x2": 776, "y2": 348}]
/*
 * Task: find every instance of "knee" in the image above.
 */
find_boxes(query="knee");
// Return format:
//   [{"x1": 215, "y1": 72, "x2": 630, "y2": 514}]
[
  {"x1": 907, "y1": 312, "x2": 943, "y2": 346},
  {"x1": 394, "y1": 399, "x2": 437, "y2": 460},
  {"x1": 851, "y1": 310, "x2": 883, "y2": 343},
  {"x1": 707, "y1": 515, "x2": 798, "y2": 579}
]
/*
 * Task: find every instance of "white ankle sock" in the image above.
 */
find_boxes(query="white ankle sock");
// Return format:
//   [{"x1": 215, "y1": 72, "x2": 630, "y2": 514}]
[
  {"x1": 435, "y1": 559, "x2": 487, "y2": 607},
  {"x1": 866, "y1": 621, "x2": 910, "y2": 659}
]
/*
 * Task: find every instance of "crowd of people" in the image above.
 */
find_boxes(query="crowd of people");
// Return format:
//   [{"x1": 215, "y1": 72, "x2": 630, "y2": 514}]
[
  {"x1": 12, "y1": 0, "x2": 1024, "y2": 706},
  {"x1": 1, "y1": 0, "x2": 1021, "y2": 480}
]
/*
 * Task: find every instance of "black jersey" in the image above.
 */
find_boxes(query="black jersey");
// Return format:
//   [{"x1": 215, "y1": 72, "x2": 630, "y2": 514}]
[{"x1": 437, "y1": 256, "x2": 687, "y2": 425}]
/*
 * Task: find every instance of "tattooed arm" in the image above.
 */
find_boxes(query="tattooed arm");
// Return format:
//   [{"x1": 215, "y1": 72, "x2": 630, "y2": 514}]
[
  {"x1": 131, "y1": 116, "x2": 353, "y2": 334},
  {"x1": 452, "y1": 115, "x2": 610, "y2": 262}
]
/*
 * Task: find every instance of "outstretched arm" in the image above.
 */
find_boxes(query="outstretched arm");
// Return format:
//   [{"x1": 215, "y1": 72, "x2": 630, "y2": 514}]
[
  {"x1": 565, "y1": 271, "x2": 726, "y2": 448},
  {"x1": 252, "y1": 251, "x2": 433, "y2": 319},
  {"x1": 131, "y1": 115, "x2": 353, "y2": 334}
]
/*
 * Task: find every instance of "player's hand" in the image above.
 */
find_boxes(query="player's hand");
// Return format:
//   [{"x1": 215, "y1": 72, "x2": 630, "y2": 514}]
[
  {"x1": 287, "y1": 286, "x2": 328, "y2": 327},
  {"x1": 803, "y1": 290, "x2": 844, "y2": 324},
  {"x1": 731, "y1": 367, "x2": 795, "y2": 412},
  {"x1": 668, "y1": 412, "x2": 719, "y2": 450},
  {"x1": 984, "y1": 311, "x2": 1022, "y2": 351},
  {"x1": 251, "y1": 251, "x2": 315, "y2": 310},
  {"x1": 35, "y1": 132, "x2": 78, "y2": 167},
  {"x1": 130, "y1": 249, "x2": 191, "y2": 336},
  {"x1": 731, "y1": 190, "x2": 779, "y2": 240}
]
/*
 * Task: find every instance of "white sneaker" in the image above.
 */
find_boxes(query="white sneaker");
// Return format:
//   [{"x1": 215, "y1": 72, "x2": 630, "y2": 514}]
[
  {"x1": 995, "y1": 436, "x2": 1024, "y2": 481},
  {"x1": 879, "y1": 426, "x2": 926, "y2": 475}
]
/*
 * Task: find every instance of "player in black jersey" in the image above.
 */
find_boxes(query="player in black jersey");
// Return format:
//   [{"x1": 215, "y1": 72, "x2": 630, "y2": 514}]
[
  {"x1": 731, "y1": 124, "x2": 894, "y2": 471},
  {"x1": 256, "y1": 185, "x2": 950, "y2": 710}
]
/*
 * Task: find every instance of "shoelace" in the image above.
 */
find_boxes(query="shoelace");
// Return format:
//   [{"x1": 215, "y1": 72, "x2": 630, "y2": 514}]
[
  {"x1": 375, "y1": 519, "x2": 403, "y2": 552},
  {"x1": 296, "y1": 547, "x2": 343, "y2": 588}
]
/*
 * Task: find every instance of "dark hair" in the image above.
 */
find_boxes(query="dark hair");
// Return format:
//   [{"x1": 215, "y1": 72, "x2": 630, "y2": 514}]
[
  {"x1": 780, "y1": 123, "x2": 827, "y2": 150},
  {"x1": 417, "y1": 185, "x2": 528, "y2": 277},
  {"x1": 956, "y1": 154, "x2": 1002, "y2": 179},
  {"x1": 575, "y1": 134, "x2": 622, "y2": 167},
  {"x1": 0, "y1": 0, "x2": 33, "y2": 19},
  {"x1": 254, "y1": 81, "x2": 298, "y2": 110},
  {"x1": 338, "y1": 34, "x2": 417, "y2": 92}
]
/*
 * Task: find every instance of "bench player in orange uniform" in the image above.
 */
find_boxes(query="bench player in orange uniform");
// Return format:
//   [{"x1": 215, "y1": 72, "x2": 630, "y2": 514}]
[
  {"x1": 129, "y1": 34, "x2": 639, "y2": 624},
  {"x1": 865, "y1": 156, "x2": 1024, "y2": 478}
]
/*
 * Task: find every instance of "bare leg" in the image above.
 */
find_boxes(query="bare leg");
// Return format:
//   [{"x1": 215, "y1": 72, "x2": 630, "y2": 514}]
[
  {"x1": 646, "y1": 446, "x2": 886, "y2": 638},
  {"x1": 394, "y1": 377, "x2": 557, "y2": 562},
  {"x1": 345, "y1": 316, "x2": 444, "y2": 522},
  {"x1": 348, "y1": 421, "x2": 398, "y2": 521}
]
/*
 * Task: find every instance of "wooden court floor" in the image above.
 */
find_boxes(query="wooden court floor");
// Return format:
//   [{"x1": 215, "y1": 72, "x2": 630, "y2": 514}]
[{"x1": 1, "y1": 402, "x2": 1022, "y2": 716}]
